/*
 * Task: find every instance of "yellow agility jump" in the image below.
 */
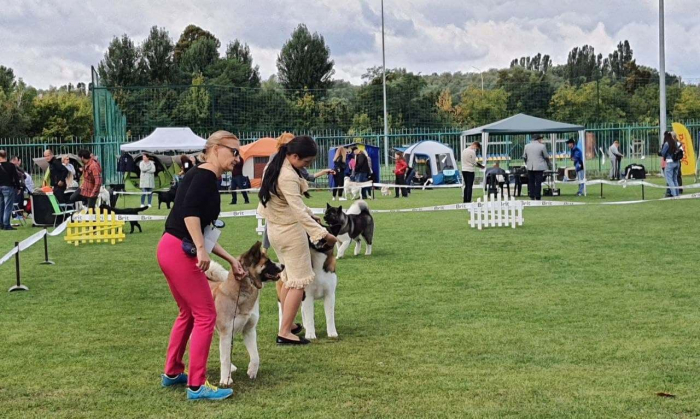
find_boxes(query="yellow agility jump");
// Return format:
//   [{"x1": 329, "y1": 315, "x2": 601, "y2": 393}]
[{"x1": 64, "y1": 208, "x2": 126, "y2": 246}]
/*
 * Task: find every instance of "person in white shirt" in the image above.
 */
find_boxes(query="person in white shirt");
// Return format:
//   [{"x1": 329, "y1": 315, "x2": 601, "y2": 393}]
[{"x1": 461, "y1": 141, "x2": 484, "y2": 203}]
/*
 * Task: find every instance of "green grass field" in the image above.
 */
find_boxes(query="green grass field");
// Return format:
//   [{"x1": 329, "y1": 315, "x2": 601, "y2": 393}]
[{"x1": 1, "y1": 177, "x2": 699, "y2": 418}]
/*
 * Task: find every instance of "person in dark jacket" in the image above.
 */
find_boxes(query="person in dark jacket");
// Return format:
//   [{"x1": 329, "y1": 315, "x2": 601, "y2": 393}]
[
  {"x1": 229, "y1": 158, "x2": 249, "y2": 205},
  {"x1": 331, "y1": 147, "x2": 348, "y2": 201},
  {"x1": 352, "y1": 147, "x2": 372, "y2": 199},
  {"x1": 0, "y1": 150, "x2": 20, "y2": 230},
  {"x1": 567, "y1": 139, "x2": 585, "y2": 196},
  {"x1": 44, "y1": 149, "x2": 69, "y2": 203}
]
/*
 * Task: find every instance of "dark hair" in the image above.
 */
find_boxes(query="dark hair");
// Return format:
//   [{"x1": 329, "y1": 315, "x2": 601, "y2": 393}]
[
  {"x1": 77, "y1": 149, "x2": 91, "y2": 159},
  {"x1": 259, "y1": 136, "x2": 318, "y2": 207},
  {"x1": 663, "y1": 131, "x2": 677, "y2": 155},
  {"x1": 566, "y1": 139, "x2": 576, "y2": 145}
]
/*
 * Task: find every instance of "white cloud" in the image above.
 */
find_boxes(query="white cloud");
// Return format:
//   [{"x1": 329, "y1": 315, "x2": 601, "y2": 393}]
[{"x1": 0, "y1": 0, "x2": 698, "y2": 89}]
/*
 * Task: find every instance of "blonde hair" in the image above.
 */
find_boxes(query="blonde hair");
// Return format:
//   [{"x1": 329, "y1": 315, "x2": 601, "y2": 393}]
[
  {"x1": 276, "y1": 132, "x2": 295, "y2": 151},
  {"x1": 334, "y1": 146, "x2": 347, "y2": 162},
  {"x1": 199, "y1": 130, "x2": 240, "y2": 162}
]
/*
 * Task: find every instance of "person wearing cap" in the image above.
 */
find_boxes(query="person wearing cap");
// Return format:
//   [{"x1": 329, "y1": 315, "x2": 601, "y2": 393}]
[
  {"x1": 522, "y1": 135, "x2": 551, "y2": 200},
  {"x1": 567, "y1": 139, "x2": 585, "y2": 196}
]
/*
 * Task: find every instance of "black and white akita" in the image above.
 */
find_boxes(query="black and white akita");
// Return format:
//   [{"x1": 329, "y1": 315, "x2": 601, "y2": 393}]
[{"x1": 324, "y1": 200, "x2": 374, "y2": 258}]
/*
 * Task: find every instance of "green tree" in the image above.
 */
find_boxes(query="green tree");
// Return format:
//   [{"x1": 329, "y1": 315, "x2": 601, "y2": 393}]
[
  {"x1": 98, "y1": 34, "x2": 144, "y2": 86},
  {"x1": 0, "y1": 79, "x2": 36, "y2": 137},
  {"x1": 510, "y1": 53, "x2": 552, "y2": 74},
  {"x1": 277, "y1": 24, "x2": 335, "y2": 92},
  {"x1": 31, "y1": 89, "x2": 92, "y2": 139},
  {"x1": 174, "y1": 24, "x2": 220, "y2": 62},
  {"x1": 0, "y1": 66, "x2": 16, "y2": 94},
  {"x1": 454, "y1": 86, "x2": 509, "y2": 127},
  {"x1": 606, "y1": 40, "x2": 634, "y2": 79},
  {"x1": 496, "y1": 66, "x2": 555, "y2": 118},
  {"x1": 173, "y1": 74, "x2": 211, "y2": 129},
  {"x1": 673, "y1": 86, "x2": 700, "y2": 121},
  {"x1": 564, "y1": 45, "x2": 604, "y2": 84},
  {"x1": 179, "y1": 38, "x2": 220, "y2": 77},
  {"x1": 549, "y1": 79, "x2": 627, "y2": 124},
  {"x1": 141, "y1": 26, "x2": 175, "y2": 84}
]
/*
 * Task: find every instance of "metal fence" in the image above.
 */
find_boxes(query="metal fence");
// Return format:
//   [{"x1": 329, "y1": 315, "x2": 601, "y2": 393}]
[
  {"x1": 0, "y1": 138, "x2": 124, "y2": 186},
  {"x1": 2, "y1": 121, "x2": 698, "y2": 187}
]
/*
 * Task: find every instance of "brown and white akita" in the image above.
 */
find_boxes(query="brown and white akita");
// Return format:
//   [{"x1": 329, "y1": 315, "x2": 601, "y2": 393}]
[{"x1": 206, "y1": 242, "x2": 284, "y2": 385}]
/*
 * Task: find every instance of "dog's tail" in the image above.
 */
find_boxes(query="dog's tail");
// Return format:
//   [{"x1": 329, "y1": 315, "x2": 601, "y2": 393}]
[
  {"x1": 205, "y1": 260, "x2": 230, "y2": 283},
  {"x1": 347, "y1": 200, "x2": 370, "y2": 215}
]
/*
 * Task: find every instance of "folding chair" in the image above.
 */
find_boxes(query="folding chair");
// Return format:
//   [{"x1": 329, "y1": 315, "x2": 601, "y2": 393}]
[
  {"x1": 12, "y1": 202, "x2": 26, "y2": 227},
  {"x1": 47, "y1": 193, "x2": 75, "y2": 227}
]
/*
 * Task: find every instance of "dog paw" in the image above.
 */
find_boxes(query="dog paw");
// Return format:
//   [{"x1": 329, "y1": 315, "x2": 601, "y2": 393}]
[
  {"x1": 219, "y1": 376, "x2": 234, "y2": 387},
  {"x1": 328, "y1": 331, "x2": 338, "y2": 339},
  {"x1": 247, "y1": 364, "x2": 259, "y2": 380},
  {"x1": 305, "y1": 331, "x2": 317, "y2": 340}
]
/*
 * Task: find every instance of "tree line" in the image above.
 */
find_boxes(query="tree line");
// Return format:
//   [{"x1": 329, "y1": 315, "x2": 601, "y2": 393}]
[{"x1": 2, "y1": 25, "x2": 700, "y2": 140}]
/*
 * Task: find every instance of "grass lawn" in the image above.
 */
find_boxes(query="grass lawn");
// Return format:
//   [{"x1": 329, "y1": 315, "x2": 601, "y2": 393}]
[{"x1": 1, "y1": 177, "x2": 699, "y2": 418}]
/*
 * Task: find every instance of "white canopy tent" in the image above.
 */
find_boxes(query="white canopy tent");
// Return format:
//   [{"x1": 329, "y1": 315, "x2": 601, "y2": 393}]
[
  {"x1": 402, "y1": 141, "x2": 459, "y2": 184},
  {"x1": 460, "y1": 114, "x2": 586, "y2": 195},
  {"x1": 120, "y1": 127, "x2": 206, "y2": 153}
]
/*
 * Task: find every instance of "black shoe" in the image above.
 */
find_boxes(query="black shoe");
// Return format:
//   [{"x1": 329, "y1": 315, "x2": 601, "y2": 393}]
[
  {"x1": 276, "y1": 335, "x2": 310, "y2": 345},
  {"x1": 4, "y1": 226, "x2": 17, "y2": 231},
  {"x1": 230, "y1": 202, "x2": 236, "y2": 205},
  {"x1": 244, "y1": 201, "x2": 250, "y2": 204},
  {"x1": 291, "y1": 323, "x2": 303, "y2": 335}
]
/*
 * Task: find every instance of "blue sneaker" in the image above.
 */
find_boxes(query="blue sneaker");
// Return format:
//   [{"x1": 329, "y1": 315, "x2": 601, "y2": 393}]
[
  {"x1": 187, "y1": 381, "x2": 233, "y2": 401},
  {"x1": 161, "y1": 372, "x2": 188, "y2": 387}
]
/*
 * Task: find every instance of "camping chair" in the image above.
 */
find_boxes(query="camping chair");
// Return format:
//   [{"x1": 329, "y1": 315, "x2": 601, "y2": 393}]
[
  {"x1": 485, "y1": 173, "x2": 510, "y2": 199},
  {"x1": 12, "y1": 202, "x2": 26, "y2": 227},
  {"x1": 47, "y1": 193, "x2": 75, "y2": 227}
]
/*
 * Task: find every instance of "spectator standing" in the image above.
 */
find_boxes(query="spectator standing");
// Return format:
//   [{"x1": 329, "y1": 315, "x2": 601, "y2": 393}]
[
  {"x1": 567, "y1": 139, "x2": 585, "y2": 196},
  {"x1": 393, "y1": 152, "x2": 408, "y2": 198},
  {"x1": 139, "y1": 154, "x2": 156, "y2": 207},
  {"x1": 461, "y1": 141, "x2": 484, "y2": 203},
  {"x1": 0, "y1": 150, "x2": 20, "y2": 230},
  {"x1": 522, "y1": 135, "x2": 551, "y2": 201}
]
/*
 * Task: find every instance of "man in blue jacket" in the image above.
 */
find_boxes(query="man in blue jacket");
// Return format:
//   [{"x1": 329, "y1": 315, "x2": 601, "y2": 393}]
[{"x1": 567, "y1": 139, "x2": 585, "y2": 196}]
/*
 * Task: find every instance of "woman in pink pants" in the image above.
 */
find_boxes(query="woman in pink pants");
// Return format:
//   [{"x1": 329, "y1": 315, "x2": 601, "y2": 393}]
[{"x1": 157, "y1": 131, "x2": 245, "y2": 401}]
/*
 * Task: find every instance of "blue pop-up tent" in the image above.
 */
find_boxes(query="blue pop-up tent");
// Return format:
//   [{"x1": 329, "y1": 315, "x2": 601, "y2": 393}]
[{"x1": 328, "y1": 143, "x2": 381, "y2": 188}]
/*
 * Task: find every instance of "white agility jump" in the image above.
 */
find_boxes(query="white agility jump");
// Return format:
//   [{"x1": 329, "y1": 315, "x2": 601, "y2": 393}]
[{"x1": 469, "y1": 193, "x2": 524, "y2": 230}]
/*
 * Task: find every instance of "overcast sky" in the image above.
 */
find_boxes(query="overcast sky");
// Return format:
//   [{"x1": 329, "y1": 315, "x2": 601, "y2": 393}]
[{"x1": 1, "y1": 0, "x2": 699, "y2": 89}]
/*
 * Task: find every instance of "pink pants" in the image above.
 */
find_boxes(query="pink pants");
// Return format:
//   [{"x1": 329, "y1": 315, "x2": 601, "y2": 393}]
[{"x1": 157, "y1": 233, "x2": 216, "y2": 386}]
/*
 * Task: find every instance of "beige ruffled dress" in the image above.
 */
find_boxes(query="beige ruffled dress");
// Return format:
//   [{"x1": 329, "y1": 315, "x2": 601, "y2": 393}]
[{"x1": 257, "y1": 159, "x2": 328, "y2": 289}]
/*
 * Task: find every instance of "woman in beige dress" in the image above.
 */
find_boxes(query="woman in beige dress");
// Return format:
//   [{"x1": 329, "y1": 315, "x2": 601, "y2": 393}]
[{"x1": 258, "y1": 136, "x2": 337, "y2": 345}]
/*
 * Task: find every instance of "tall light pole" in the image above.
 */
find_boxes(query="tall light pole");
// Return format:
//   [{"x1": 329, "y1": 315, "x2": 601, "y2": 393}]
[
  {"x1": 381, "y1": 0, "x2": 389, "y2": 166},
  {"x1": 659, "y1": 0, "x2": 666, "y2": 146},
  {"x1": 472, "y1": 66, "x2": 484, "y2": 91}
]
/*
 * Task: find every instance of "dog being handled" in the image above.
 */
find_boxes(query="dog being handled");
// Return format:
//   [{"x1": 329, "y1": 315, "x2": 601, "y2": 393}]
[
  {"x1": 276, "y1": 234, "x2": 339, "y2": 340},
  {"x1": 206, "y1": 242, "x2": 284, "y2": 385},
  {"x1": 324, "y1": 200, "x2": 374, "y2": 259}
]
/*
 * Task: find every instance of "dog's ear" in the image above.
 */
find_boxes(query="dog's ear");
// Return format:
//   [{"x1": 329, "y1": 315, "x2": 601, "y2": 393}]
[
  {"x1": 338, "y1": 205, "x2": 342, "y2": 212},
  {"x1": 326, "y1": 203, "x2": 331, "y2": 209},
  {"x1": 248, "y1": 241, "x2": 262, "y2": 261}
]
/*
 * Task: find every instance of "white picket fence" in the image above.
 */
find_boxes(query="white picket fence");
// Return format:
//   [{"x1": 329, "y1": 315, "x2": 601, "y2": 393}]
[{"x1": 469, "y1": 193, "x2": 524, "y2": 230}]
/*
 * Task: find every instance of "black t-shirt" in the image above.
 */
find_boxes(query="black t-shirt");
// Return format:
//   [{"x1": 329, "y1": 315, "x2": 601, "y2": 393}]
[
  {"x1": 0, "y1": 162, "x2": 20, "y2": 187},
  {"x1": 165, "y1": 167, "x2": 221, "y2": 241}
]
